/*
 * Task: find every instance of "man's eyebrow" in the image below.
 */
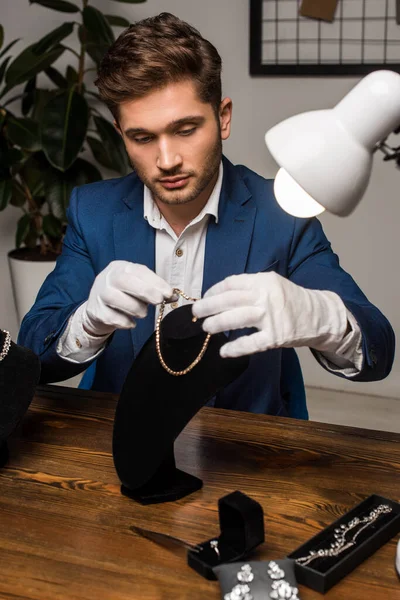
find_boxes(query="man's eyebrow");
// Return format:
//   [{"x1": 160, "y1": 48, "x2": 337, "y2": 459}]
[{"x1": 124, "y1": 115, "x2": 205, "y2": 136}]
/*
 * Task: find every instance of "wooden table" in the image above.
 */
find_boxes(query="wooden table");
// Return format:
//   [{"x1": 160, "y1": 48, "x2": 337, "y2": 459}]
[{"x1": 0, "y1": 385, "x2": 399, "y2": 600}]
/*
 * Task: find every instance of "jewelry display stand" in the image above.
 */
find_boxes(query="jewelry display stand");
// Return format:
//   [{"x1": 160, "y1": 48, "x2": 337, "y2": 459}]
[
  {"x1": 214, "y1": 558, "x2": 298, "y2": 600},
  {"x1": 188, "y1": 491, "x2": 265, "y2": 580},
  {"x1": 288, "y1": 494, "x2": 400, "y2": 593},
  {"x1": 113, "y1": 306, "x2": 249, "y2": 505},
  {"x1": 0, "y1": 331, "x2": 41, "y2": 467}
]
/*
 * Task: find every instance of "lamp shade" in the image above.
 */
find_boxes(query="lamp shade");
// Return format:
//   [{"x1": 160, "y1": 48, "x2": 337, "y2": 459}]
[{"x1": 265, "y1": 70, "x2": 400, "y2": 217}]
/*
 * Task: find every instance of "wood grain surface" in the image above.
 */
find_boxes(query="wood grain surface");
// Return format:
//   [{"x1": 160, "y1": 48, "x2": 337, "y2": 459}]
[{"x1": 0, "y1": 385, "x2": 399, "y2": 600}]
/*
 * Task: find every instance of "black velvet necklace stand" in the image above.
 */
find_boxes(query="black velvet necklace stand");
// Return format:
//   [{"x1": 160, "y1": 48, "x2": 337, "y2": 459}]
[
  {"x1": 0, "y1": 330, "x2": 41, "y2": 467},
  {"x1": 113, "y1": 305, "x2": 249, "y2": 505}
]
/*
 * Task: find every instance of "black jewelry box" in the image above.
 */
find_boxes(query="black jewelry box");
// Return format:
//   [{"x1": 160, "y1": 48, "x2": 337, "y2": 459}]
[
  {"x1": 287, "y1": 494, "x2": 400, "y2": 593},
  {"x1": 187, "y1": 490, "x2": 265, "y2": 580}
]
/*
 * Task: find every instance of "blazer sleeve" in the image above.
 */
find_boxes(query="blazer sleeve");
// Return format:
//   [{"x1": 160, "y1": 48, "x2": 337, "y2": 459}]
[
  {"x1": 287, "y1": 216, "x2": 395, "y2": 382},
  {"x1": 17, "y1": 187, "x2": 101, "y2": 383}
]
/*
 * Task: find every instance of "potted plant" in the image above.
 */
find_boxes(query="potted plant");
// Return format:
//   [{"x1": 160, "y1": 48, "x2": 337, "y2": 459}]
[{"x1": 0, "y1": 0, "x2": 145, "y2": 323}]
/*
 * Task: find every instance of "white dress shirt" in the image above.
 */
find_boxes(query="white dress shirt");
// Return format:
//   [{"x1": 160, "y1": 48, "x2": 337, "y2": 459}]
[{"x1": 58, "y1": 163, "x2": 363, "y2": 376}]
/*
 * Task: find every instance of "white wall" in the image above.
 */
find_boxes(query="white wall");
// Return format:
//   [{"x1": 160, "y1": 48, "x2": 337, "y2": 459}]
[{"x1": 1, "y1": 0, "x2": 400, "y2": 398}]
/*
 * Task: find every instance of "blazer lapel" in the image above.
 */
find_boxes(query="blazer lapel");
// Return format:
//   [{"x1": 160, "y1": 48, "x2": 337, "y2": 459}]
[
  {"x1": 113, "y1": 179, "x2": 156, "y2": 356},
  {"x1": 202, "y1": 157, "x2": 256, "y2": 295}
]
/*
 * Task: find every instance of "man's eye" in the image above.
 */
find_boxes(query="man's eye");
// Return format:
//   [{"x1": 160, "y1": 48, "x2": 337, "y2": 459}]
[
  {"x1": 178, "y1": 127, "x2": 196, "y2": 136},
  {"x1": 133, "y1": 136, "x2": 153, "y2": 144}
]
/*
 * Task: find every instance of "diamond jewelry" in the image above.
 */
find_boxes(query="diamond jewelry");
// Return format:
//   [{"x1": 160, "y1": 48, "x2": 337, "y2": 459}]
[
  {"x1": 296, "y1": 504, "x2": 392, "y2": 567},
  {"x1": 210, "y1": 539, "x2": 220, "y2": 559},
  {"x1": 236, "y1": 563, "x2": 254, "y2": 583},
  {"x1": 0, "y1": 330, "x2": 11, "y2": 362},
  {"x1": 269, "y1": 580, "x2": 299, "y2": 600},
  {"x1": 267, "y1": 561, "x2": 285, "y2": 580},
  {"x1": 224, "y1": 583, "x2": 252, "y2": 600},
  {"x1": 156, "y1": 288, "x2": 211, "y2": 377},
  {"x1": 224, "y1": 565, "x2": 254, "y2": 600},
  {"x1": 266, "y1": 562, "x2": 299, "y2": 600}
]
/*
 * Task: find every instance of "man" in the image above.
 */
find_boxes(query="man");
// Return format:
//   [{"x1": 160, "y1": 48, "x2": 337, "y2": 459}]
[{"x1": 18, "y1": 13, "x2": 394, "y2": 417}]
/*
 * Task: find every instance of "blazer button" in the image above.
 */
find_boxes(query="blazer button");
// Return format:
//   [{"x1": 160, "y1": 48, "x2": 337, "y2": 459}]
[{"x1": 44, "y1": 332, "x2": 55, "y2": 344}]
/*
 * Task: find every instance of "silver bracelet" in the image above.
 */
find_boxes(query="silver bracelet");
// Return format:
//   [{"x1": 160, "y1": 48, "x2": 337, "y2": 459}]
[
  {"x1": 0, "y1": 330, "x2": 11, "y2": 362},
  {"x1": 296, "y1": 504, "x2": 392, "y2": 567}
]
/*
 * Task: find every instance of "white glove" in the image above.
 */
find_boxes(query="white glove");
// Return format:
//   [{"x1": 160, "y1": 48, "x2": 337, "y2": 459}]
[
  {"x1": 192, "y1": 272, "x2": 349, "y2": 358},
  {"x1": 81, "y1": 260, "x2": 175, "y2": 336}
]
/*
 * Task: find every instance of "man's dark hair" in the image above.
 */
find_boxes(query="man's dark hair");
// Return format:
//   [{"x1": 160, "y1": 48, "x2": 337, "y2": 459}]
[{"x1": 95, "y1": 12, "x2": 222, "y2": 119}]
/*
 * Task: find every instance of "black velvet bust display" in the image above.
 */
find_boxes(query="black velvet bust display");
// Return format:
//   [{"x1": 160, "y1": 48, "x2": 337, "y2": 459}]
[
  {"x1": 0, "y1": 330, "x2": 41, "y2": 467},
  {"x1": 113, "y1": 305, "x2": 249, "y2": 504}
]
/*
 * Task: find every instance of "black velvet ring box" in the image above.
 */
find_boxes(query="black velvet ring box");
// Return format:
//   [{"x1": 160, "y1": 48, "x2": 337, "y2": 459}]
[
  {"x1": 187, "y1": 490, "x2": 265, "y2": 580},
  {"x1": 288, "y1": 494, "x2": 400, "y2": 593}
]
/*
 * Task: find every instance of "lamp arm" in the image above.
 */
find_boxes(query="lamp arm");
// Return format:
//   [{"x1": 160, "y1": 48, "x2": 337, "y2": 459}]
[{"x1": 375, "y1": 134, "x2": 400, "y2": 162}]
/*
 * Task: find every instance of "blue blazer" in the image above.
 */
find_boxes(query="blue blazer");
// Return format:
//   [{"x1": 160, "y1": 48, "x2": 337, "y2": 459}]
[{"x1": 18, "y1": 157, "x2": 395, "y2": 417}]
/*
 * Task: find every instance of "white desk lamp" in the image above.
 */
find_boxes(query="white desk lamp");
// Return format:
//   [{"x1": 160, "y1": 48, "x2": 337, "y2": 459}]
[{"x1": 265, "y1": 70, "x2": 400, "y2": 218}]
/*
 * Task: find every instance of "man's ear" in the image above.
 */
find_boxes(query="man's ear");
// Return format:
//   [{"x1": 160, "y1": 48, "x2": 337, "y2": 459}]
[
  {"x1": 219, "y1": 97, "x2": 232, "y2": 141},
  {"x1": 114, "y1": 120, "x2": 122, "y2": 136}
]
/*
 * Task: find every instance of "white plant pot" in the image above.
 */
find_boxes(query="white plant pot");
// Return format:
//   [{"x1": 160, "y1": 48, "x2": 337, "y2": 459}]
[
  {"x1": 8, "y1": 248, "x2": 83, "y2": 388},
  {"x1": 8, "y1": 250, "x2": 56, "y2": 325}
]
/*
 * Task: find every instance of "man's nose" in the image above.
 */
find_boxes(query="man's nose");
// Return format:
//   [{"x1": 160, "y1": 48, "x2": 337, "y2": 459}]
[{"x1": 156, "y1": 138, "x2": 183, "y2": 171}]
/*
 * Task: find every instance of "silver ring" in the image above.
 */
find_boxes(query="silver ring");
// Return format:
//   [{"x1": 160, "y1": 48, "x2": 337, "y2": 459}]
[{"x1": 210, "y1": 539, "x2": 220, "y2": 558}]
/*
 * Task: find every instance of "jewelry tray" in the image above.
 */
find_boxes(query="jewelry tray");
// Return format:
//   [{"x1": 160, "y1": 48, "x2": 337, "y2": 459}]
[
  {"x1": 187, "y1": 490, "x2": 265, "y2": 580},
  {"x1": 287, "y1": 494, "x2": 400, "y2": 593}
]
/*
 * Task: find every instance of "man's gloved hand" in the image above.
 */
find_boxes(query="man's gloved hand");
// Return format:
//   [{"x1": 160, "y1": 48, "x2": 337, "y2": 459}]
[
  {"x1": 81, "y1": 261, "x2": 175, "y2": 337},
  {"x1": 192, "y1": 272, "x2": 349, "y2": 358}
]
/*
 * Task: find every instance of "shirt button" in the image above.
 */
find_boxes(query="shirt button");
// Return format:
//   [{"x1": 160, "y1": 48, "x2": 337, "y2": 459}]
[
  {"x1": 75, "y1": 338, "x2": 82, "y2": 348},
  {"x1": 175, "y1": 248, "x2": 184, "y2": 257},
  {"x1": 171, "y1": 302, "x2": 179, "y2": 309}
]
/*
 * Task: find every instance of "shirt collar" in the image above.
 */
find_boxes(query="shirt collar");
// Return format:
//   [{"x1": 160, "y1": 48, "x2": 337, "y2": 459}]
[{"x1": 143, "y1": 162, "x2": 223, "y2": 229}]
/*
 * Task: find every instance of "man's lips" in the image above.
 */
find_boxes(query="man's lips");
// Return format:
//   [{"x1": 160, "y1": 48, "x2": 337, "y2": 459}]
[{"x1": 159, "y1": 175, "x2": 191, "y2": 189}]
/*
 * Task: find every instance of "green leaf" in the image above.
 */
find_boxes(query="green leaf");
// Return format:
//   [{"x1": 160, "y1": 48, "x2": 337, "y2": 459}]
[
  {"x1": 93, "y1": 116, "x2": 130, "y2": 175},
  {"x1": 0, "y1": 109, "x2": 6, "y2": 131},
  {"x1": 65, "y1": 65, "x2": 78, "y2": 84},
  {"x1": 87, "y1": 135, "x2": 114, "y2": 171},
  {"x1": 85, "y1": 41, "x2": 108, "y2": 66},
  {"x1": 16, "y1": 213, "x2": 31, "y2": 247},
  {"x1": 0, "y1": 177, "x2": 12, "y2": 210},
  {"x1": 0, "y1": 56, "x2": 11, "y2": 86},
  {"x1": 0, "y1": 147, "x2": 24, "y2": 168},
  {"x1": 105, "y1": 15, "x2": 130, "y2": 27},
  {"x1": 0, "y1": 25, "x2": 4, "y2": 50},
  {"x1": 4, "y1": 44, "x2": 64, "y2": 92},
  {"x1": 31, "y1": 89, "x2": 56, "y2": 123},
  {"x1": 41, "y1": 89, "x2": 89, "y2": 171},
  {"x1": 10, "y1": 181, "x2": 26, "y2": 207},
  {"x1": 7, "y1": 117, "x2": 40, "y2": 151},
  {"x1": 18, "y1": 152, "x2": 48, "y2": 197},
  {"x1": 32, "y1": 23, "x2": 74, "y2": 55},
  {"x1": 45, "y1": 66, "x2": 68, "y2": 88},
  {"x1": 78, "y1": 25, "x2": 108, "y2": 66},
  {"x1": 45, "y1": 158, "x2": 101, "y2": 220},
  {"x1": 0, "y1": 39, "x2": 20, "y2": 60},
  {"x1": 22, "y1": 76, "x2": 36, "y2": 116},
  {"x1": 83, "y1": 6, "x2": 114, "y2": 46},
  {"x1": 43, "y1": 213, "x2": 62, "y2": 238},
  {"x1": 29, "y1": 0, "x2": 79, "y2": 13}
]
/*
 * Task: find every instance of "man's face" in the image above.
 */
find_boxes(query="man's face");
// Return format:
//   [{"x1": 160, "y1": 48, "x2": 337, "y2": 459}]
[{"x1": 116, "y1": 80, "x2": 232, "y2": 207}]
